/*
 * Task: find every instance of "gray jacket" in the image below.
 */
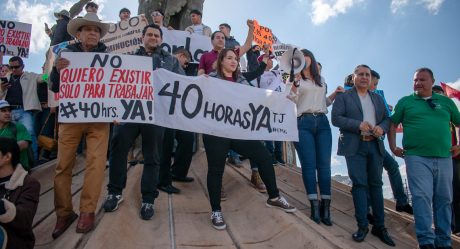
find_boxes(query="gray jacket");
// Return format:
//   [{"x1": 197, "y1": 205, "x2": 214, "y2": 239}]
[{"x1": 331, "y1": 87, "x2": 389, "y2": 156}]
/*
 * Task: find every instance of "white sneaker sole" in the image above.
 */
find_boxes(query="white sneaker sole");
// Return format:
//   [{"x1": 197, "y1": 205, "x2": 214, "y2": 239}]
[
  {"x1": 265, "y1": 203, "x2": 297, "y2": 213},
  {"x1": 104, "y1": 197, "x2": 124, "y2": 212},
  {"x1": 212, "y1": 223, "x2": 227, "y2": 230}
]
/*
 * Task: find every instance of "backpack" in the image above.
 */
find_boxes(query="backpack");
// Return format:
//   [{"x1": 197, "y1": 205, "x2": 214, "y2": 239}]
[{"x1": 8, "y1": 122, "x2": 35, "y2": 169}]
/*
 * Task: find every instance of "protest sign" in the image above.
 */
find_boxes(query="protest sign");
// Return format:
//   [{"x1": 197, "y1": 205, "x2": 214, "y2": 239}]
[
  {"x1": 273, "y1": 43, "x2": 294, "y2": 61},
  {"x1": 0, "y1": 20, "x2": 31, "y2": 58},
  {"x1": 44, "y1": 40, "x2": 77, "y2": 107},
  {"x1": 101, "y1": 15, "x2": 148, "y2": 54},
  {"x1": 153, "y1": 69, "x2": 298, "y2": 141},
  {"x1": 58, "y1": 52, "x2": 154, "y2": 123},
  {"x1": 161, "y1": 29, "x2": 212, "y2": 64},
  {"x1": 253, "y1": 20, "x2": 275, "y2": 49}
]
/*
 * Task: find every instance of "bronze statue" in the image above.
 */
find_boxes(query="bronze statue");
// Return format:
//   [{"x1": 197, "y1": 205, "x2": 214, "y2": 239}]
[
  {"x1": 69, "y1": 0, "x2": 92, "y2": 18},
  {"x1": 138, "y1": 0, "x2": 205, "y2": 29}
]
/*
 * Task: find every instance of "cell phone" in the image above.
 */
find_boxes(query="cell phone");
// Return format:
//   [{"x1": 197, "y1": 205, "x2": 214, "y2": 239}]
[{"x1": 0, "y1": 77, "x2": 8, "y2": 84}]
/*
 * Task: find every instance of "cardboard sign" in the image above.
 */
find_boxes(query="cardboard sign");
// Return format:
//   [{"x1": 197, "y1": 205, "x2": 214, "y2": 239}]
[
  {"x1": 101, "y1": 15, "x2": 149, "y2": 54},
  {"x1": 161, "y1": 29, "x2": 212, "y2": 64},
  {"x1": 153, "y1": 69, "x2": 299, "y2": 141},
  {"x1": 253, "y1": 20, "x2": 275, "y2": 49},
  {"x1": 58, "y1": 52, "x2": 154, "y2": 123},
  {"x1": 0, "y1": 20, "x2": 32, "y2": 58}
]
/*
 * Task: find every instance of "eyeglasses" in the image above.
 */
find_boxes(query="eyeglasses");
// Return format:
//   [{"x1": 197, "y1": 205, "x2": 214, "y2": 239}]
[
  {"x1": 426, "y1": 98, "x2": 436, "y2": 110},
  {"x1": 9, "y1": 65, "x2": 22, "y2": 69},
  {"x1": 151, "y1": 12, "x2": 163, "y2": 17}
]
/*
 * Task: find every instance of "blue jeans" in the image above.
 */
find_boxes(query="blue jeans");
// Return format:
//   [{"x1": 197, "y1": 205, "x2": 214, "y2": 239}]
[
  {"x1": 345, "y1": 140, "x2": 384, "y2": 228},
  {"x1": 405, "y1": 155, "x2": 453, "y2": 247},
  {"x1": 294, "y1": 114, "x2": 332, "y2": 200},
  {"x1": 11, "y1": 108, "x2": 37, "y2": 161},
  {"x1": 383, "y1": 150, "x2": 408, "y2": 205}
]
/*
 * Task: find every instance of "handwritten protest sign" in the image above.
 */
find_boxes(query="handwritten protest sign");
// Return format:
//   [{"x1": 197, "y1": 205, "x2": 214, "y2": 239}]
[
  {"x1": 0, "y1": 20, "x2": 32, "y2": 58},
  {"x1": 153, "y1": 69, "x2": 298, "y2": 141},
  {"x1": 253, "y1": 20, "x2": 275, "y2": 49},
  {"x1": 100, "y1": 15, "x2": 148, "y2": 54},
  {"x1": 161, "y1": 29, "x2": 212, "y2": 64},
  {"x1": 58, "y1": 52, "x2": 154, "y2": 123}
]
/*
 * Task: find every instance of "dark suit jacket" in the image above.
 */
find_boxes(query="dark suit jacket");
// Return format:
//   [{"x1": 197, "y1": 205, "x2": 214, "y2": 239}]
[{"x1": 331, "y1": 87, "x2": 389, "y2": 156}]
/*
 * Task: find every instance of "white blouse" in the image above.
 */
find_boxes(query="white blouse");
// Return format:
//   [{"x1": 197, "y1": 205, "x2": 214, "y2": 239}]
[{"x1": 286, "y1": 77, "x2": 330, "y2": 117}]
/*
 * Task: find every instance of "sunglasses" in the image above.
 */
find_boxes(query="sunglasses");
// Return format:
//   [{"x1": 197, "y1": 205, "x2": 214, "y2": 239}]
[
  {"x1": 426, "y1": 98, "x2": 436, "y2": 110},
  {"x1": 151, "y1": 12, "x2": 163, "y2": 17},
  {"x1": 9, "y1": 65, "x2": 22, "y2": 69}
]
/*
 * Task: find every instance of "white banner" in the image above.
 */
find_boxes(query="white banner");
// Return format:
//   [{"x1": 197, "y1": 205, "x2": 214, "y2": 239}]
[
  {"x1": 58, "y1": 52, "x2": 154, "y2": 123},
  {"x1": 153, "y1": 69, "x2": 298, "y2": 141},
  {"x1": 0, "y1": 20, "x2": 31, "y2": 58},
  {"x1": 161, "y1": 29, "x2": 212, "y2": 64},
  {"x1": 101, "y1": 15, "x2": 149, "y2": 54}
]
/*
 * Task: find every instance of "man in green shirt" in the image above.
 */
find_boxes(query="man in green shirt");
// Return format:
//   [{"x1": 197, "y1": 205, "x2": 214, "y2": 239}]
[
  {"x1": 388, "y1": 68, "x2": 460, "y2": 249},
  {"x1": 0, "y1": 100, "x2": 32, "y2": 170}
]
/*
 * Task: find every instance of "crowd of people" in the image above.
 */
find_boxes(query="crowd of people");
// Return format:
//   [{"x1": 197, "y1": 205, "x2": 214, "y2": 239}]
[{"x1": 0, "y1": 2, "x2": 459, "y2": 249}]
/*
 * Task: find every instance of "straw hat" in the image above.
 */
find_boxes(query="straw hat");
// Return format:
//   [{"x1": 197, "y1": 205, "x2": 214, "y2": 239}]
[{"x1": 67, "y1": 13, "x2": 110, "y2": 38}]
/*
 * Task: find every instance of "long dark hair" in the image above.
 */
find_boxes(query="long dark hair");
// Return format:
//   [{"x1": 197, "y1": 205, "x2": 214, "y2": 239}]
[
  {"x1": 215, "y1": 48, "x2": 240, "y2": 81},
  {"x1": 300, "y1": 49, "x2": 322, "y2": 87}
]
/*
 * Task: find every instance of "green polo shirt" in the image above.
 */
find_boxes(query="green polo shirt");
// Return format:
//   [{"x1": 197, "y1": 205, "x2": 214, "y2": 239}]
[
  {"x1": 391, "y1": 92, "x2": 460, "y2": 157},
  {"x1": 0, "y1": 123, "x2": 32, "y2": 168}
]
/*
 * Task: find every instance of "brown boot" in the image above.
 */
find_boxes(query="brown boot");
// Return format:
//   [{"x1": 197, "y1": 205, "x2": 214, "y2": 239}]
[
  {"x1": 52, "y1": 212, "x2": 78, "y2": 239},
  {"x1": 76, "y1": 212, "x2": 95, "y2": 233},
  {"x1": 251, "y1": 171, "x2": 267, "y2": 193}
]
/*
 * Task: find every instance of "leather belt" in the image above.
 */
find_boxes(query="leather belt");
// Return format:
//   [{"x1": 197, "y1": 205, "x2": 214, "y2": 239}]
[
  {"x1": 300, "y1": 112, "x2": 325, "y2": 117},
  {"x1": 361, "y1": 135, "x2": 376, "y2": 141}
]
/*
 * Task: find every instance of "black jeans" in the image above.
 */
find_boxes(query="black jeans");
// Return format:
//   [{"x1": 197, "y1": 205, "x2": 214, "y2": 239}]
[
  {"x1": 203, "y1": 134, "x2": 279, "y2": 211},
  {"x1": 159, "y1": 128, "x2": 195, "y2": 186},
  {"x1": 107, "y1": 123, "x2": 164, "y2": 203}
]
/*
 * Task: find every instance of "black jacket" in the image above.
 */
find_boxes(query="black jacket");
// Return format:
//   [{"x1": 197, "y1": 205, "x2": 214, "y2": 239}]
[{"x1": 50, "y1": 18, "x2": 72, "y2": 46}]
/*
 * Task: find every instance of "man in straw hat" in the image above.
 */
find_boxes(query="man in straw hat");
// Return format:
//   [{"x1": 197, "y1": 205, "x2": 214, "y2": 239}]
[{"x1": 48, "y1": 12, "x2": 110, "y2": 239}]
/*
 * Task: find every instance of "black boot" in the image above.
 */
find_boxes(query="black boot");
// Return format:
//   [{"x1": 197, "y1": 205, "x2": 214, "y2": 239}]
[
  {"x1": 320, "y1": 199, "x2": 332, "y2": 226},
  {"x1": 310, "y1": 200, "x2": 320, "y2": 224}
]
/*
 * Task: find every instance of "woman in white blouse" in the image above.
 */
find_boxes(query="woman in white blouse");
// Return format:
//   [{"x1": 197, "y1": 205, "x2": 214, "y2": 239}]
[{"x1": 288, "y1": 49, "x2": 343, "y2": 226}]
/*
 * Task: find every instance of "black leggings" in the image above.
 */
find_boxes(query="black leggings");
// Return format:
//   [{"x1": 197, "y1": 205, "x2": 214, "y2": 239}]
[{"x1": 203, "y1": 134, "x2": 280, "y2": 211}]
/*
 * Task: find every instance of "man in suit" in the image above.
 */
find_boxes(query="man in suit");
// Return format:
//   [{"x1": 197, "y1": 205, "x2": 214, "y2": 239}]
[{"x1": 331, "y1": 64, "x2": 395, "y2": 246}]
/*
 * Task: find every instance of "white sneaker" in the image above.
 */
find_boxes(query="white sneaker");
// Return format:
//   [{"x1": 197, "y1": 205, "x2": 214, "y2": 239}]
[{"x1": 211, "y1": 211, "x2": 227, "y2": 230}]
